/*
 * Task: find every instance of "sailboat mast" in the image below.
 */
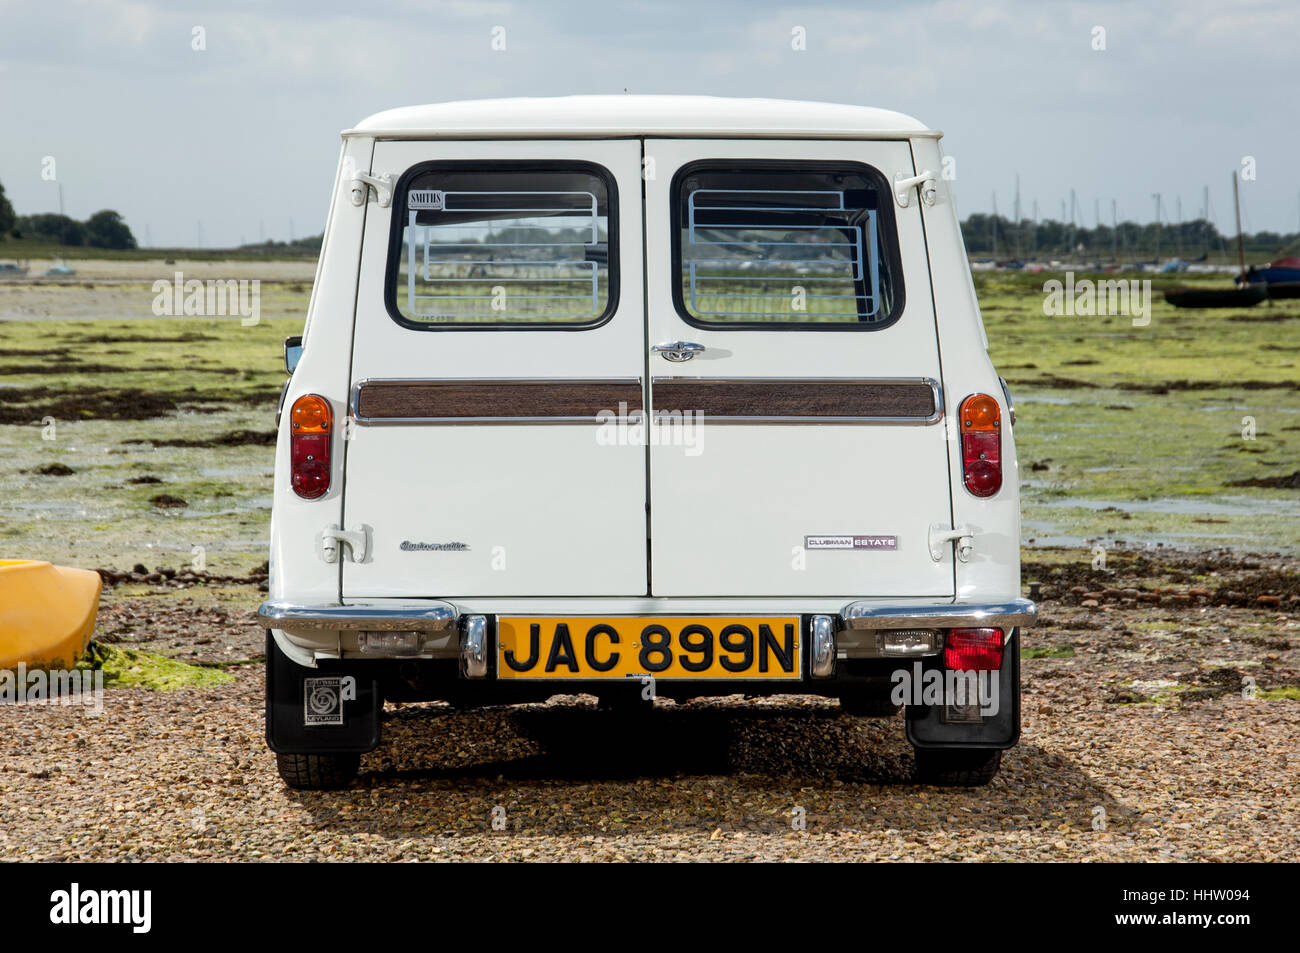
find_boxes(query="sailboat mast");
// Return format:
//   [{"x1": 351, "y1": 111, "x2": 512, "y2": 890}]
[
  {"x1": 1175, "y1": 196, "x2": 1183, "y2": 262},
  {"x1": 1233, "y1": 172, "x2": 1246, "y2": 280},
  {"x1": 1111, "y1": 199, "x2": 1118, "y2": 263},
  {"x1": 991, "y1": 192, "x2": 998, "y2": 259},
  {"x1": 1152, "y1": 193, "x2": 1161, "y2": 262}
]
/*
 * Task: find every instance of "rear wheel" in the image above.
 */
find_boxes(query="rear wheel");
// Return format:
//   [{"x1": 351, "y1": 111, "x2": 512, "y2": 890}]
[
  {"x1": 275, "y1": 752, "x2": 360, "y2": 790},
  {"x1": 913, "y1": 747, "x2": 1002, "y2": 786}
]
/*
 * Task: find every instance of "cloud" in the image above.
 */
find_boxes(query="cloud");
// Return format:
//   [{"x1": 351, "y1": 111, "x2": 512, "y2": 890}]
[{"x1": 0, "y1": 0, "x2": 1294, "y2": 245}]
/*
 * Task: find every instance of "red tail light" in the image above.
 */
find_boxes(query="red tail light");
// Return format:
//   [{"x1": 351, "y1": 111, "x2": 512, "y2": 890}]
[
  {"x1": 945, "y1": 627, "x2": 1005, "y2": 671},
  {"x1": 959, "y1": 393, "x2": 1002, "y2": 497},
  {"x1": 290, "y1": 394, "x2": 332, "y2": 499}
]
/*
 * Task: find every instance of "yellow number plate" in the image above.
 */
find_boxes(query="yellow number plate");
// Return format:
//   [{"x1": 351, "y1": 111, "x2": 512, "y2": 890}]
[{"x1": 496, "y1": 617, "x2": 802, "y2": 680}]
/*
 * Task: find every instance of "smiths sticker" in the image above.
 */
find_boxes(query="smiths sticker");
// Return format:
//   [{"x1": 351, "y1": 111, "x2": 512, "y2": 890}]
[{"x1": 805, "y1": 535, "x2": 898, "y2": 551}]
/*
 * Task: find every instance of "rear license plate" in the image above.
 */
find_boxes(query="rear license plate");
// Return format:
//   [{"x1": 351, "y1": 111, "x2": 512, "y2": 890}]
[{"x1": 496, "y1": 617, "x2": 802, "y2": 680}]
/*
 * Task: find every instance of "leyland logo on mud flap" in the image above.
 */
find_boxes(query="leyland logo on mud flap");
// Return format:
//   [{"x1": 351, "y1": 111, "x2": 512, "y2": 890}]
[{"x1": 304, "y1": 675, "x2": 356, "y2": 726}]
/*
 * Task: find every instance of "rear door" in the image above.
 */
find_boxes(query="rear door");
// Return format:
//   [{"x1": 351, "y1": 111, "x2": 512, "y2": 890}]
[
  {"x1": 342, "y1": 140, "x2": 646, "y2": 598},
  {"x1": 643, "y1": 139, "x2": 954, "y2": 597}
]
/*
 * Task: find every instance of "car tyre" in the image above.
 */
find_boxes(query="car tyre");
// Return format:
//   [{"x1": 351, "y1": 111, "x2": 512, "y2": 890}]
[
  {"x1": 913, "y1": 747, "x2": 1002, "y2": 786},
  {"x1": 275, "y1": 751, "x2": 360, "y2": 790}
]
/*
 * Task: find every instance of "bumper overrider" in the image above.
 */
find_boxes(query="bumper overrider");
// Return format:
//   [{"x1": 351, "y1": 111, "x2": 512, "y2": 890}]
[{"x1": 257, "y1": 598, "x2": 1037, "y2": 678}]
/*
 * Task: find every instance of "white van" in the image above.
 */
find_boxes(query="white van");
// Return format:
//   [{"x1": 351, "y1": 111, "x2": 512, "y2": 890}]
[{"x1": 260, "y1": 96, "x2": 1036, "y2": 789}]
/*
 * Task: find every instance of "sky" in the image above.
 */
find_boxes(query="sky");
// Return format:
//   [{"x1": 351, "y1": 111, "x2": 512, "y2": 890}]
[{"x1": 0, "y1": 0, "x2": 1296, "y2": 247}]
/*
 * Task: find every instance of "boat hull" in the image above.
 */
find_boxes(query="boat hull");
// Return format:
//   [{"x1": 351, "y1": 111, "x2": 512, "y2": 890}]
[
  {"x1": 1164, "y1": 285, "x2": 1269, "y2": 309},
  {"x1": 1238, "y1": 263, "x2": 1300, "y2": 285},
  {"x1": 1258, "y1": 281, "x2": 1300, "y2": 299},
  {"x1": 0, "y1": 560, "x2": 102, "y2": 670}
]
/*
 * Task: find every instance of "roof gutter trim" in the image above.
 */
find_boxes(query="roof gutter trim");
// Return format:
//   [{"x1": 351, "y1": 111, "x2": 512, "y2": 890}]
[{"x1": 340, "y1": 128, "x2": 945, "y2": 141}]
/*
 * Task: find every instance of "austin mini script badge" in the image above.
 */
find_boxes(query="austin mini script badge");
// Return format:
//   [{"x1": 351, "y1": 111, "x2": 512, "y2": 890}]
[{"x1": 400, "y1": 541, "x2": 470, "y2": 552}]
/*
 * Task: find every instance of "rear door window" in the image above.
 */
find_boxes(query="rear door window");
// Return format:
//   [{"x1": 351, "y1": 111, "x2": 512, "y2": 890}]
[
  {"x1": 387, "y1": 163, "x2": 617, "y2": 329},
  {"x1": 672, "y1": 161, "x2": 904, "y2": 329}
]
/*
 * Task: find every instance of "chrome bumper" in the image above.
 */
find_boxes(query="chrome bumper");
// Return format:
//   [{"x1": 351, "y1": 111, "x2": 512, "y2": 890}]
[
  {"x1": 839, "y1": 598, "x2": 1037, "y2": 631},
  {"x1": 835, "y1": 598, "x2": 1035, "y2": 659},
  {"x1": 259, "y1": 598, "x2": 1035, "y2": 668},
  {"x1": 258, "y1": 601, "x2": 458, "y2": 638}
]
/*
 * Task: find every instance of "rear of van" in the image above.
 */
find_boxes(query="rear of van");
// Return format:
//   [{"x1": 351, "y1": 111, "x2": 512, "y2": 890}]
[{"x1": 259, "y1": 97, "x2": 1035, "y2": 789}]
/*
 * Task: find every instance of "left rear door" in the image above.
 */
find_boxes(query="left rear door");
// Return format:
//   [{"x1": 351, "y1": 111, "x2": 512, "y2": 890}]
[
  {"x1": 642, "y1": 138, "x2": 954, "y2": 598},
  {"x1": 341, "y1": 140, "x2": 647, "y2": 598}
]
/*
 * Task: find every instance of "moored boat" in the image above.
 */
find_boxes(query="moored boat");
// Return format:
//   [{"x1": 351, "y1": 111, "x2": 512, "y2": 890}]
[
  {"x1": 1238, "y1": 257, "x2": 1300, "y2": 286},
  {"x1": 1164, "y1": 284, "x2": 1268, "y2": 309},
  {"x1": 1258, "y1": 280, "x2": 1300, "y2": 299},
  {"x1": 1167, "y1": 173, "x2": 1272, "y2": 309}
]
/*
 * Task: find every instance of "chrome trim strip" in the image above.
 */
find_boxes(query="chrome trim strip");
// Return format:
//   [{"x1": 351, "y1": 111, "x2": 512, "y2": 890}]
[
  {"x1": 349, "y1": 376, "x2": 644, "y2": 426},
  {"x1": 258, "y1": 601, "x2": 458, "y2": 635},
  {"x1": 649, "y1": 376, "x2": 943, "y2": 425},
  {"x1": 839, "y1": 598, "x2": 1037, "y2": 630},
  {"x1": 998, "y1": 376, "x2": 1016, "y2": 426}
]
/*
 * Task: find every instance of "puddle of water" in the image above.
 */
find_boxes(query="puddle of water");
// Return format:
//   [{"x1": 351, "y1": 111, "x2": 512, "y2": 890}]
[
  {"x1": 199, "y1": 466, "x2": 274, "y2": 479},
  {"x1": 1016, "y1": 394, "x2": 1084, "y2": 405},
  {"x1": 180, "y1": 497, "x2": 273, "y2": 517},
  {"x1": 1035, "y1": 496, "x2": 1300, "y2": 517},
  {"x1": 1022, "y1": 525, "x2": 1246, "y2": 550},
  {"x1": 1023, "y1": 529, "x2": 1094, "y2": 548},
  {"x1": 1021, "y1": 508, "x2": 1287, "y2": 553},
  {"x1": 2, "y1": 501, "x2": 101, "y2": 518}
]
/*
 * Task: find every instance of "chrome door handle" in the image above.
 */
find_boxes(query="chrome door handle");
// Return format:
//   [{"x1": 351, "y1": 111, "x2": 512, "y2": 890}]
[{"x1": 652, "y1": 341, "x2": 706, "y2": 362}]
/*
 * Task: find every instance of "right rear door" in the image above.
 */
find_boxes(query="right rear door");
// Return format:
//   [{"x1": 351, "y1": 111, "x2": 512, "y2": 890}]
[{"x1": 643, "y1": 139, "x2": 954, "y2": 598}]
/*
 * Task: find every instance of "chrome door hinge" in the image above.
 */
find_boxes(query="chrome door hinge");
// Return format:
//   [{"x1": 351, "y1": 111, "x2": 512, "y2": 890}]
[
  {"x1": 320, "y1": 524, "x2": 371, "y2": 563},
  {"x1": 929, "y1": 522, "x2": 975, "y2": 562},
  {"x1": 349, "y1": 172, "x2": 394, "y2": 208},
  {"x1": 894, "y1": 170, "x2": 938, "y2": 208}
]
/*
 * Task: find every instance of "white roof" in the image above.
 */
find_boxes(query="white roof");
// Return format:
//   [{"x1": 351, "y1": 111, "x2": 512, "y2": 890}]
[{"x1": 345, "y1": 95, "x2": 939, "y2": 140}]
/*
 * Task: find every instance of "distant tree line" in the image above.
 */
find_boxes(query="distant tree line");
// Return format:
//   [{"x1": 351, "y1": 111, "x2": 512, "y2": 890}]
[
  {"x1": 235, "y1": 235, "x2": 323, "y2": 256},
  {"x1": 0, "y1": 175, "x2": 138, "y2": 250},
  {"x1": 960, "y1": 213, "x2": 1299, "y2": 261},
  {"x1": 9, "y1": 210, "x2": 137, "y2": 250},
  {"x1": 0, "y1": 180, "x2": 14, "y2": 238}
]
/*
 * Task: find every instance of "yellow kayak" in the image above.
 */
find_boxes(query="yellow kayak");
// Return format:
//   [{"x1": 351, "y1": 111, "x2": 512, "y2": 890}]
[{"x1": 0, "y1": 560, "x2": 102, "y2": 670}]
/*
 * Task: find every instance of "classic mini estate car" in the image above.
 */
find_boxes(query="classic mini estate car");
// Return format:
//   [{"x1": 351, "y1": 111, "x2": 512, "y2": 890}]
[{"x1": 259, "y1": 96, "x2": 1036, "y2": 789}]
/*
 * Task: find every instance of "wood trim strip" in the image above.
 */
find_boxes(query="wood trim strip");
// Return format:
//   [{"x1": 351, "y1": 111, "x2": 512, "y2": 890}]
[
  {"x1": 651, "y1": 379, "x2": 937, "y2": 419},
  {"x1": 355, "y1": 379, "x2": 643, "y2": 421}
]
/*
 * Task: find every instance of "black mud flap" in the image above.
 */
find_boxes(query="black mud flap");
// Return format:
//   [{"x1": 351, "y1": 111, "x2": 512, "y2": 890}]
[
  {"x1": 265, "y1": 631, "x2": 382, "y2": 755},
  {"x1": 905, "y1": 628, "x2": 1020, "y2": 749}
]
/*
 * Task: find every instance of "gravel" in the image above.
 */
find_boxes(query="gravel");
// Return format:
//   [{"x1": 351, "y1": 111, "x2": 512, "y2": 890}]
[{"x1": 2, "y1": 552, "x2": 1297, "y2": 862}]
